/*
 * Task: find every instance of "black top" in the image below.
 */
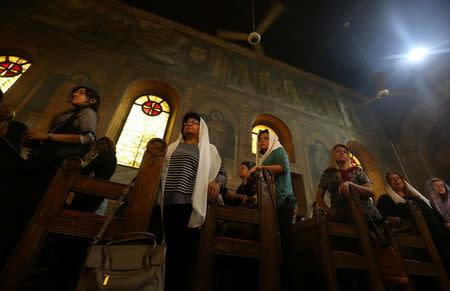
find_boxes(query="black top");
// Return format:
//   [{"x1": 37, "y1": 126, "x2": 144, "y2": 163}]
[
  {"x1": 377, "y1": 194, "x2": 449, "y2": 239},
  {"x1": 223, "y1": 179, "x2": 255, "y2": 206}
]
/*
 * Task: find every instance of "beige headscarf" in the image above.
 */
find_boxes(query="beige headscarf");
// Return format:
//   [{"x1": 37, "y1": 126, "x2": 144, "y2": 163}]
[
  {"x1": 385, "y1": 181, "x2": 431, "y2": 207},
  {"x1": 161, "y1": 118, "x2": 221, "y2": 228},
  {"x1": 256, "y1": 130, "x2": 283, "y2": 166}
]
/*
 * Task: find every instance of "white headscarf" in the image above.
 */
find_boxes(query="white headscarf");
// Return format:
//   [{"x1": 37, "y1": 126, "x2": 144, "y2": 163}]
[
  {"x1": 385, "y1": 181, "x2": 431, "y2": 207},
  {"x1": 256, "y1": 130, "x2": 283, "y2": 166},
  {"x1": 161, "y1": 118, "x2": 221, "y2": 228}
]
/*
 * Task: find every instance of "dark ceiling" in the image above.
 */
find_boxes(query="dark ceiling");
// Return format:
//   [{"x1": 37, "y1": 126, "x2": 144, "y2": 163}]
[{"x1": 122, "y1": 0, "x2": 449, "y2": 95}]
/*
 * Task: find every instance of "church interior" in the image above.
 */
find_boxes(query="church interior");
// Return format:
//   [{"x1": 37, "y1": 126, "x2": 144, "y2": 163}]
[{"x1": 0, "y1": 0, "x2": 449, "y2": 290}]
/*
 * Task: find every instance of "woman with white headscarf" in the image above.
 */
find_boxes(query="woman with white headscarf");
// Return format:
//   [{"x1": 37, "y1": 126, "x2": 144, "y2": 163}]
[
  {"x1": 377, "y1": 171, "x2": 450, "y2": 269},
  {"x1": 160, "y1": 112, "x2": 227, "y2": 291},
  {"x1": 246, "y1": 129, "x2": 296, "y2": 290}
]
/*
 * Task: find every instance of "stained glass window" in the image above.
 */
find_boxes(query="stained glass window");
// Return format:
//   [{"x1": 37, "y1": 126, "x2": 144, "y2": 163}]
[
  {"x1": 116, "y1": 94, "x2": 170, "y2": 168},
  {"x1": 350, "y1": 153, "x2": 363, "y2": 169},
  {"x1": 0, "y1": 56, "x2": 32, "y2": 93},
  {"x1": 251, "y1": 124, "x2": 279, "y2": 154}
]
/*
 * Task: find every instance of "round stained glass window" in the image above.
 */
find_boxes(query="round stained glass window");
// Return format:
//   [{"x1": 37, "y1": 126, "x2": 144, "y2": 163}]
[
  {"x1": 142, "y1": 101, "x2": 163, "y2": 116},
  {"x1": 0, "y1": 62, "x2": 23, "y2": 77}
]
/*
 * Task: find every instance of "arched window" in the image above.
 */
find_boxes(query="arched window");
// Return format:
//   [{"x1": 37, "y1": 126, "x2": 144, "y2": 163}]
[
  {"x1": 251, "y1": 124, "x2": 279, "y2": 154},
  {"x1": 116, "y1": 94, "x2": 171, "y2": 168},
  {"x1": 0, "y1": 56, "x2": 32, "y2": 92},
  {"x1": 350, "y1": 153, "x2": 363, "y2": 169}
]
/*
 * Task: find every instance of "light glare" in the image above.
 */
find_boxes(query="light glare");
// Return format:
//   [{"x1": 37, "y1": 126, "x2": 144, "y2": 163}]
[{"x1": 407, "y1": 47, "x2": 429, "y2": 62}]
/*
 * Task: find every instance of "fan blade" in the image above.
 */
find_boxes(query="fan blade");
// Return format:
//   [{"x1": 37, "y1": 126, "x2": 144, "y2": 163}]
[
  {"x1": 388, "y1": 89, "x2": 415, "y2": 97},
  {"x1": 374, "y1": 72, "x2": 386, "y2": 91},
  {"x1": 254, "y1": 43, "x2": 265, "y2": 57},
  {"x1": 354, "y1": 97, "x2": 378, "y2": 111},
  {"x1": 256, "y1": 2, "x2": 285, "y2": 35},
  {"x1": 216, "y1": 29, "x2": 248, "y2": 41}
]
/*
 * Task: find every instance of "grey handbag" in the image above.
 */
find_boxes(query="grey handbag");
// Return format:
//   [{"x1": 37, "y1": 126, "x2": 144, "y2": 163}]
[{"x1": 76, "y1": 181, "x2": 166, "y2": 291}]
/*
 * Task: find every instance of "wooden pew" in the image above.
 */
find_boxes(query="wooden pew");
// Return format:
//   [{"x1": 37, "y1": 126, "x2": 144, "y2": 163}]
[
  {"x1": 292, "y1": 190, "x2": 385, "y2": 291},
  {"x1": 196, "y1": 168, "x2": 281, "y2": 291},
  {"x1": 0, "y1": 138, "x2": 167, "y2": 290},
  {"x1": 385, "y1": 200, "x2": 449, "y2": 291}
]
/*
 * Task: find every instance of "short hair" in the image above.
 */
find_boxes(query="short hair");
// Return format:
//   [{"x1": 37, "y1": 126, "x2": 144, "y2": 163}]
[
  {"x1": 333, "y1": 144, "x2": 349, "y2": 153},
  {"x1": 181, "y1": 112, "x2": 201, "y2": 140},
  {"x1": 68, "y1": 86, "x2": 100, "y2": 111},
  {"x1": 240, "y1": 161, "x2": 255, "y2": 170}
]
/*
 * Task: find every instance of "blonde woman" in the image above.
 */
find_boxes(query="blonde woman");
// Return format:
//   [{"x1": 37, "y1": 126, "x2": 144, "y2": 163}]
[{"x1": 315, "y1": 144, "x2": 382, "y2": 222}]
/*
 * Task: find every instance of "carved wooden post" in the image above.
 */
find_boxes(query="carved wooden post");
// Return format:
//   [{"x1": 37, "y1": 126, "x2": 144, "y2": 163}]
[
  {"x1": 316, "y1": 208, "x2": 338, "y2": 291},
  {"x1": 196, "y1": 203, "x2": 217, "y2": 291},
  {"x1": 407, "y1": 200, "x2": 449, "y2": 291},
  {"x1": 347, "y1": 190, "x2": 385, "y2": 291},
  {"x1": 259, "y1": 168, "x2": 281, "y2": 291},
  {"x1": 0, "y1": 157, "x2": 82, "y2": 290},
  {"x1": 122, "y1": 138, "x2": 167, "y2": 232}
]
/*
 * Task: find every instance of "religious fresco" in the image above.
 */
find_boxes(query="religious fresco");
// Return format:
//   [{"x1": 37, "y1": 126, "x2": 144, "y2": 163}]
[
  {"x1": 23, "y1": 0, "x2": 354, "y2": 127},
  {"x1": 201, "y1": 110, "x2": 235, "y2": 160},
  {"x1": 307, "y1": 140, "x2": 330, "y2": 190},
  {"x1": 16, "y1": 72, "x2": 99, "y2": 129},
  {"x1": 1, "y1": 0, "x2": 390, "y2": 190}
]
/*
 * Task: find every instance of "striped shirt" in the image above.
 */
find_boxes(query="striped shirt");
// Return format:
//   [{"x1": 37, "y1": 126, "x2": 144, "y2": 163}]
[
  {"x1": 164, "y1": 143, "x2": 227, "y2": 205},
  {"x1": 165, "y1": 143, "x2": 199, "y2": 195}
]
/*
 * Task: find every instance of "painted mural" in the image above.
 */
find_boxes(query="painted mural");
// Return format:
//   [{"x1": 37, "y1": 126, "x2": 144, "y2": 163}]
[
  {"x1": 23, "y1": 0, "x2": 355, "y2": 128},
  {"x1": 201, "y1": 110, "x2": 235, "y2": 160},
  {"x1": 16, "y1": 72, "x2": 99, "y2": 129},
  {"x1": 307, "y1": 140, "x2": 330, "y2": 190}
]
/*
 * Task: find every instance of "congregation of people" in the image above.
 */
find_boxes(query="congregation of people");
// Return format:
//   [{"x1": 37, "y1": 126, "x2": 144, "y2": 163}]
[{"x1": 0, "y1": 86, "x2": 449, "y2": 290}]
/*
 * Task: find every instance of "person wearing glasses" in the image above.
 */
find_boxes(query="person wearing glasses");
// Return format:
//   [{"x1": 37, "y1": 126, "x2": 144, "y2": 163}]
[
  {"x1": 377, "y1": 172, "x2": 450, "y2": 270},
  {"x1": 160, "y1": 112, "x2": 227, "y2": 291},
  {"x1": 425, "y1": 178, "x2": 450, "y2": 229}
]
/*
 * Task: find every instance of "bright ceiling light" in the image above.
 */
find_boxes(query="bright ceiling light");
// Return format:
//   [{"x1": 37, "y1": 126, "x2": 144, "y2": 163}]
[{"x1": 407, "y1": 47, "x2": 429, "y2": 62}]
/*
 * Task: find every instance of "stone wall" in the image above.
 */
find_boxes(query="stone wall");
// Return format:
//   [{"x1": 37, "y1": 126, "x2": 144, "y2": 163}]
[{"x1": 1, "y1": 0, "x2": 401, "y2": 215}]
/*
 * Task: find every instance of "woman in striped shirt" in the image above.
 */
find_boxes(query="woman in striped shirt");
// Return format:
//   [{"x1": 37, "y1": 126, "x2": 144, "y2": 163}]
[{"x1": 161, "y1": 112, "x2": 227, "y2": 291}]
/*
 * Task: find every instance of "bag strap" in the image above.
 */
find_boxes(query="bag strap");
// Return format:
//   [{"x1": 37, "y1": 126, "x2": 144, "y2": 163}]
[{"x1": 93, "y1": 178, "x2": 136, "y2": 244}]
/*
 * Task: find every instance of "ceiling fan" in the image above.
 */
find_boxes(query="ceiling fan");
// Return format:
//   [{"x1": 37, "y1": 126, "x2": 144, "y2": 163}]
[
  {"x1": 216, "y1": 0, "x2": 285, "y2": 58},
  {"x1": 344, "y1": 21, "x2": 416, "y2": 111},
  {"x1": 355, "y1": 72, "x2": 416, "y2": 111}
]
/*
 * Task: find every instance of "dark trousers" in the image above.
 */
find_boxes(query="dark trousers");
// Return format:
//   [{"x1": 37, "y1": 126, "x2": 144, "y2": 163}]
[
  {"x1": 164, "y1": 204, "x2": 200, "y2": 291},
  {"x1": 277, "y1": 199, "x2": 296, "y2": 291}
]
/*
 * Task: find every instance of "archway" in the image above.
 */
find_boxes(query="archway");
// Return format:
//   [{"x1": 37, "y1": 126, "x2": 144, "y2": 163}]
[{"x1": 347, "y1": 140, "x2": 385, "y2": 200}]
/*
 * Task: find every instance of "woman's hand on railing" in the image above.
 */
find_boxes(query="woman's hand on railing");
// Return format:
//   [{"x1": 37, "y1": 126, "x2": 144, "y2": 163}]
[{"x1": 338, "y1": 181, "x2": 355, "y2": 196}]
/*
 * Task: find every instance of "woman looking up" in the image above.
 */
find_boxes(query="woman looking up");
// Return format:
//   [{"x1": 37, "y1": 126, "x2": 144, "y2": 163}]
[
  {"x1": 246, "y1": 129, "x2": 296, "y2": 290},
  {"x1": 160, "y1": 112, "x2": 227, "y2": 291}
]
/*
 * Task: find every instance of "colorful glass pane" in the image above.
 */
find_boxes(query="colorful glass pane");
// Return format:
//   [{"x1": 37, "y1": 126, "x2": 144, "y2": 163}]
[
  {"x1": 161, "y1": 101, "x2": 170, "y2": 112},
  {"x1": 149, "y1": 95, "x2": 163, "y2": 103},
  {"x1": 0, "y1": 56, "x2": 32, "y2": 93},
  {"x1": 116, "y1": 94, "x2": 171, "y2": 168},
  {"x1": 251, "y1": 124, "x2": 279, "y2": 154},
  {"x1": 142, "y1": 101, "x2": 162, "y2": 116},
  {"x1": 350, "y1": 153, "x2": 363, "y2": 169},
  {"x1": 134, "y1": 95, "x2": 148, "y2": 105}
]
